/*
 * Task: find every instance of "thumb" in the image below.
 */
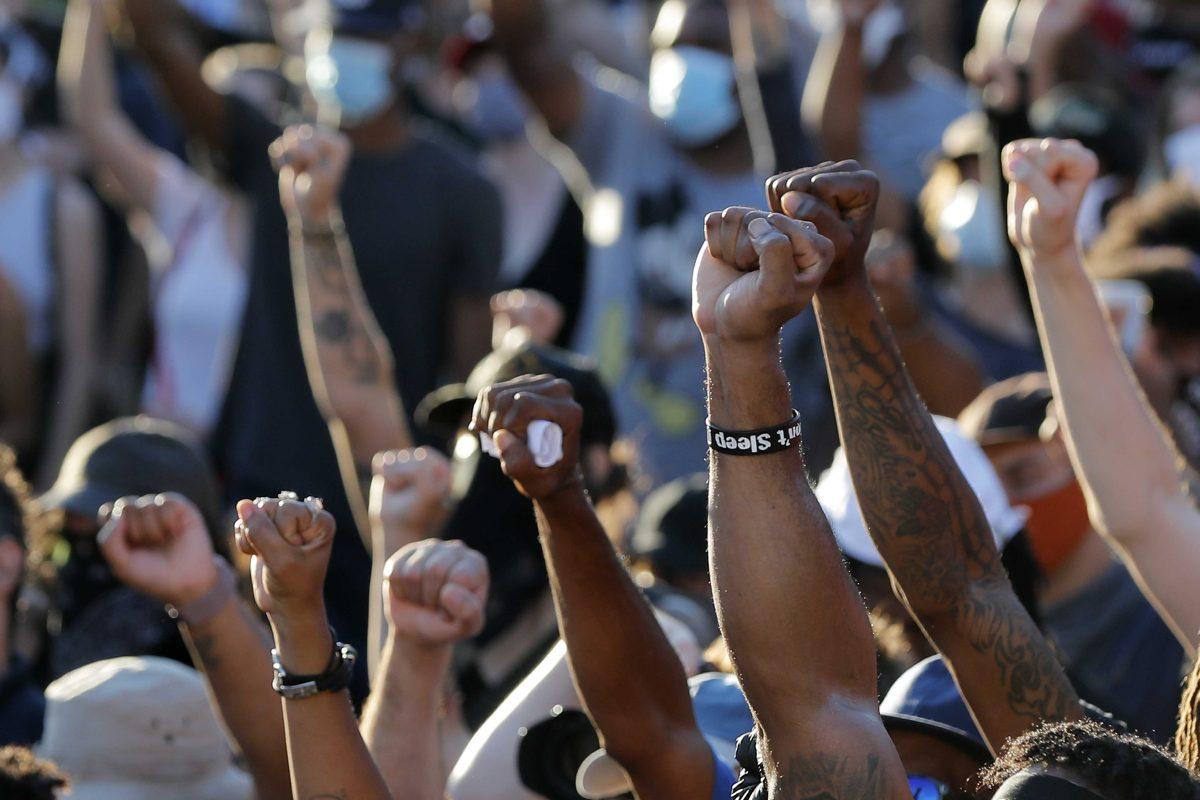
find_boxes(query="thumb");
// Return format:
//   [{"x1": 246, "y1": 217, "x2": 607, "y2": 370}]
[
  {"x1": 1008, "y1": 154, "x2": 1068, "y2": 221},
  {"x1": 748, "y1": 217, "x2": 798, "y2": 297},
  {"x1": 440, "y1": 583, "x2": 484, "y2": 633},
  {"x1": 237, "y1": 500, "x2": 290, "y2": 564},
  {"x1": 493, "y1": 429, "x2": 535, "y2": 477}
]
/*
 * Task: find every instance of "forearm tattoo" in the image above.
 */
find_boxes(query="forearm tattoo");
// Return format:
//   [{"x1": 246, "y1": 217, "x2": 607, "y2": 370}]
[
  {"x1": 304, "y1": 232, "x2": 383, "y2": 385},
  {"x1": 818, "y1": 306, "x2": 1078, "y2": 726}
]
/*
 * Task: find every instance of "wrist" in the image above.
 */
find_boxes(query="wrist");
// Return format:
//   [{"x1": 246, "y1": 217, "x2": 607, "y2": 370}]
[
  {"x1": 270, "y1": 609, "x2": 334, "y2": 674},
  {"x1": 1019, "y1": 247, "x2": 1089, "y2": 286},
  {"x1": 167, "y1": 558, "x2": 221, "y2": 608},
  {"x1": 533, "y1": 477, "x2": 591, "y2": 518},
  {"x1": 383, "y1": 634, "x2": 453, "y2": 684},
  {"x1": 292, "y1": 208, "x2": 344, "y2": 237},
  {"x1": 703, "y1": 338, "x2": 792, "y2": 430}
]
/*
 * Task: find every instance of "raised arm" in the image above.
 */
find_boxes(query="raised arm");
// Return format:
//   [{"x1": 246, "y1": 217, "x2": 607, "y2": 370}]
[
  {"x1": 361, "y1": 539, "x2": 488, "y2": 800},
  {"x1": 236, "y1": 495, "x2": 392, "y2": 800},
  {"x1": 272, "y1": 125, "x2": 411, "y2": 538},
  {"x1": 481, "y1": 0, "x2": 585, "y2": 139},
  {"x1": 472, "y1": 377, "x2": 715, "y2": 800},
  {"x1": 118, "y1": 0, "x2": 228, "y2": 152},
  {"x1": 59, "y1": 0, "x2": 164, "y2": 213},
  {"x1": 694, "y1": 208, "x2": 910, "y2": 799},
  {"x1": 769, "y1": 161, "x2": 1080, "y2": 754},
  {"x1": 801, "y1": 0, "x2": 873, "y2": 163},
  {"x1": 1004, "y1": 137, "x2": 1200, "y2": 653},
  {"x1": 98, "y1": 494, "x2": 291, "y2": 800}
]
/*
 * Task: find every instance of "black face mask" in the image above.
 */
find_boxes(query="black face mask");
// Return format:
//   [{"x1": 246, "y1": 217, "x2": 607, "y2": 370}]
[{"x1": 994, "y1": 773, "x2": 1108, "y2": 800}]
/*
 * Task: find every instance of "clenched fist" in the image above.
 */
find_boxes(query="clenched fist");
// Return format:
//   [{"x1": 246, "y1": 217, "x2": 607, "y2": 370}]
[
  {"x1": 1003, "y1": 137, "x2": 1099, "y2": 261},
  {"x1": 98, "y1": 493, "x2": 218, "y2": 608},
  {"x1": 693, "y1": 209, "x2": 833, "y2": 342},
  {"x1": 234, "y1": 494, "x2": 335, "y2": 619},
  {"x1": 270, "y1": 124, "x2": 352, "y2": 230},
  {"x1": 490, "y1": 289, "x2": 565, "y2": 351},
  {"x1": 384, "y1": 539, "x2": 488, "y2": 648},
  {"x1": 370, "y1": 447, "x2": 452, "y2": 547},
  {"x1": 470, "y1": 375, "x2": 584, "y2": 501},
  {"x1": 766, "y1": 160, "x2": 881, "y2": 285}
]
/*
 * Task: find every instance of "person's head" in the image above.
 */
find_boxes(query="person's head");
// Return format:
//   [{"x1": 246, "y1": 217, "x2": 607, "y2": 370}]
[
  {"x1": 959, "y1": 375, "x2": 1091, "y2": 577},
  {"x1": 980, "y1": 719, "x2": 1200, "y2": 800},
  {"x1": 628, "y1": 473, "x2": 709, "y2": 601},
  {"x1": 442, "y1": 16, "x2": 530, "y2": 146},
  {"x1": 646, "y1": 0, "x2": 746, "y2": 153},
  {"x1": 0, "y1": 746, "x2": 68, "y2": 800},
  {"x1": 38, "y1": 657, "x2": 253, "y2": 799}
]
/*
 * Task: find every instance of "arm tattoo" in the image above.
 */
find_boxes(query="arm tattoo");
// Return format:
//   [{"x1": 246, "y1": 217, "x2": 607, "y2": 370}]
[
  {"x1": 776, "y1": 752, "x2": 886, "y2": 800},
  {"x1": 817, "y1": 308, "x2": 1078, "y2": 726},
  {"x1": 302, "y1": 231, "x2": 383, "y2": 386},
  {"x1": 190, "y1": 631, "x2": 220, "y2": 670}
]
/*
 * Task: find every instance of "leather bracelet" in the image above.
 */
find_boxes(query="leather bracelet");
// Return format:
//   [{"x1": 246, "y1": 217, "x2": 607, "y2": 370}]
[
  {"x1": 707, "y1": 410, "x2": 803, "y2": 456},
  {"x1": 271, "y1": 630, "x2": 358, "y2": 700},
  {"x1": 166, "y1": 557, "x2": 236, "y2": 627}
]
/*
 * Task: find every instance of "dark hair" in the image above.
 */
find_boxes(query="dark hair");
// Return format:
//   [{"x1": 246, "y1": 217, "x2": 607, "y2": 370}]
[
  {"x1": 1091, "y1": 181, "x2": 1200, "y2": 262},
  {"x1": 980, "y1": 719, "x2": 1200, "y2": 799},
  {"x1": 1086, "y1": 246, "x2": 1200, "y2": 340},
  {"x1": 0, "y1": 746, "x2": 69, "y2": 800}
]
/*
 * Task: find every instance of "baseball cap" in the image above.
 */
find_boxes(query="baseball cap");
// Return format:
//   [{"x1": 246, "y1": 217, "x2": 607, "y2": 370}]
[
  {"x1": 629, "y1": 474, "x2": 709, "y2": 579},
  {"x1": 575, "y1": 672, "x2": 753, "y2": 799},
  {"x1": 36, "y1": 417, "x2": 221, "y2": 529},
  {"x1": 817, "y1": 416, "x2": 1029, "y2": 569},
  {"x1": 880, "y1": 655, "x2": 991, "y2": 763},
  {"x1": 957, "y1": 373, "x2": 1058, "y2": 447},
  {"x1": 37, "y1": 657, "x2": 253, "y2": 800},
  {"x1": 417, "y1": 342, "x2": 616, "y2": 448}
]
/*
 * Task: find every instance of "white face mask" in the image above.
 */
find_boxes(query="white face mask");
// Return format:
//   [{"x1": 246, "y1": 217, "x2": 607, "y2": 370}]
[
  {"x1": 936, "y1": 180, "x2": 1009, "y2": 274},
  {"x1": 0, "y1": 78, "x2": 23, "y2": 143},
  {"x1": 805, "y1": 0, "x2": 907, "y2": 68},
  {"x1": 648, "y1": 45, "x2": 741, "y2": 149},
  {"x1": 305, "y1": 31, "x2": 395, "y2": 127},
  {"x1": 1165, "y1": 125, "x2": 1200, "y2": 187}
]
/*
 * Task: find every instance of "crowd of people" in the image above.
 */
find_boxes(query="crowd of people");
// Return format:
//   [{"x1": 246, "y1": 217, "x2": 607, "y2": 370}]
[{"x1": 1, "y1": 0, "x2": 1200, "y2": 797}]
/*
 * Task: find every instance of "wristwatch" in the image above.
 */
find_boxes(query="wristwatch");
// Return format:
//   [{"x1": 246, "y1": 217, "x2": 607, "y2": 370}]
[{"x1": 271, "y1": 636, "x2": 358, "y2": 699}]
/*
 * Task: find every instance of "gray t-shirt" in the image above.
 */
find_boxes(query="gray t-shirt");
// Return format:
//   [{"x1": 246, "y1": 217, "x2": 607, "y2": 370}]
[{"x1": 565, "y1": 69, "x2": 828, "y2": 482}]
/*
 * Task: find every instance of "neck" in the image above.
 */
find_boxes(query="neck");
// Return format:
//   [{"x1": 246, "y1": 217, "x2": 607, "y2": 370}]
[
  {"x1": 868, "y1": 48, "x2": 912, "y2": 94},
  {"x1": 346, "y1": 105, "x2": 409, "y2": 154},
  {"x1": 683, "y1": 124, "x2": 755, "y2": 176}
]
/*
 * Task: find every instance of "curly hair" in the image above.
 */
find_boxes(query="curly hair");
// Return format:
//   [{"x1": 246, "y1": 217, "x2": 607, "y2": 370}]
[
  {"x1": 0, "y1": 442, "x2": 31, "y2": 542},
  {"x1": 0, "y1": 746, "x2": 69, "y2": 800},
  {"x1": 979, "y1": 719, "x2": 1200, "y2": 799},
  {"x1": 1177, "y1": 653, "x2": 1200, "y2": 774}
]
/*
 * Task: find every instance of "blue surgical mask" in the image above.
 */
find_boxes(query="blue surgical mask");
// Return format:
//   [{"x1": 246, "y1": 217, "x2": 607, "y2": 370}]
[
  {"x1": 464, "y1": 73, "x2": 529, "y2": 142},
  {"x1": 306, "y1": 33, "x2": 395, "y2": 127},
  {"x1": 648, "y1": 45, "x2": 741, "y2": 148},
  {"x1": 936, "y1": 179, "x2": 1009, "y2": 274}
]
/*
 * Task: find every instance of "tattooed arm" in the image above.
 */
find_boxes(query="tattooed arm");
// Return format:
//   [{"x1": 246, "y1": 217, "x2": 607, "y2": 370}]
[
  {"x1": 274, "y1": 125, "x2": 411, "y2": 539},
  {"x1": 695, "y1": 208, "x2": 911, "y2": 800},
  {"x1": 769, "y1": 163, "x2": 1080, "y2": 755},
  {"x1": 98, "y1": 495, "x2": 290, "y2": 800}
]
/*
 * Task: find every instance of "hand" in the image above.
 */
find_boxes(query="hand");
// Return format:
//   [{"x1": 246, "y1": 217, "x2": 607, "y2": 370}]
[
  {"x1": 767, "y1": 160, "x2": 880, "y2": 285},
  {"x1": 865, "y1": 229, "x2": 920, "y2": 327},
  {"x1": 490, "y1": 289, "x2": 565, "y2": 350},
  {"x1": 693, "y1": 208, "x2": 833, "y2": 342},
  {"x1": 384, "y1": 539, "x2": 488, "y2": 649},
  {"x1": 1012, "y1": 0, "x2": 1095, "y2": 64},
  {"x1": 270, "y1": 124, "x2": 352, "y2": 230},
  {"x1": 97, "y1": 493, "x2": 218, "y2": 607},
  {"x1": 234, "y1": 494, "x2": 336, "y2": 619},
  {"x1": 470, "y1": 375, "x2": 584, "y2": 501},
  {"x1": 1002, "y1": 138, "x2": 1099, "y2": 261},
  {"x1": 370, "y1": 447, "x2": 452, "y2": 547}
]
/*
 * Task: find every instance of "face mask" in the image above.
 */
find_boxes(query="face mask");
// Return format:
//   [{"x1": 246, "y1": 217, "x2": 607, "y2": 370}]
[
  {"x1": 0, "y1": 78, "x2": 23, "y2": 143},
  {"x1": 1022, "y1": 479, "x2": 1091, "y2": 575},
  {"x1": 463, "y1": 73, "x2": 528, "y2": 143},
  {"x1": 805, "y1": 0, "x2": 907, "y2": 68},
  {"x1": 1164, "y1": 125, "x2": 1200, "y2": 187},
  {"x1": 936, "y1": 180, "x2": 1009, "y2": 274},
  {"x1": 306, "y1": 34, "x2": 395, "y2": 127},
  {"x1": 648, "y1": 45, "x2": 741, "y2": 149}
]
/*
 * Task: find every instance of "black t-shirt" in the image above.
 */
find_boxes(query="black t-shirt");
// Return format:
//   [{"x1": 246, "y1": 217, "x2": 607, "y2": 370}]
[{"x1": 212, "y1": 96, "x2": 502, "y2": 666}]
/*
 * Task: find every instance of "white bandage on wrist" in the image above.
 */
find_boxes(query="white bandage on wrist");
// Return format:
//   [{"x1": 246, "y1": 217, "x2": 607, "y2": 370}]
[{"x1": 479, "y1": 420, "x2": 564, "y2": 468}]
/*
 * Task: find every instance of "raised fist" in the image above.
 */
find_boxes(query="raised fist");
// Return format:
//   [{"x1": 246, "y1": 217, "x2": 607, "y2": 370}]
[
  {"x1": 97, "y1": 493, "x2": 218, "y2": 607},
  {"x1": 270, "y1": 124, "x2": 352, "y2": 230},
  {"x1": 766, "y1": 160, "x2": 880, "y2": 284},
  {"x1": 471, "y1": 375, "x2": 584, "y2": 501},
  {"x1": 1002, "y1": 137, "x2": 1099, "y2": 260},
  {"x1": 693, "y1": 209, "x2": 833, "y2": 342},
  {"x1": 865, "y1": 229, "x2": 920, "y2": 327},
  {"x1": 234, "y1": 494, "x2": 336, "y2": 618},
  {"x1": 490, "y1": 289, "x2": 565, "y2": 351},
  {"x1": 384, "y1": 539, "x2": 488, "y2": 648},
  {"x1": 370, "y1": 447, "x2": 452, "y2": 547}
]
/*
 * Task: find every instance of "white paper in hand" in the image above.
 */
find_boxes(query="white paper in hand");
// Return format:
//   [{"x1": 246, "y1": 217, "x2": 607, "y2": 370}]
[{"x1": 479, "y1": 421, "x2": 564, "y2": 468}]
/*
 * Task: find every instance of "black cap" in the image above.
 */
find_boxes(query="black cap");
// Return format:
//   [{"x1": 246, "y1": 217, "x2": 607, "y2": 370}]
[
  {"x1": 629, "y1": 473, "x2": 709, "y2": 579},
  {"x1": 416, "y1": 342, "x2": 616, "y2": 448},
  {"x1": 880, "y1": 656, "x2": 992, "y2": 764},
  {"x1": 36, "y1": 417, "x2": 221, "y2": 530},
  {"x1": 958, "y1": 373, "x2": 1058, "y2": 447}
]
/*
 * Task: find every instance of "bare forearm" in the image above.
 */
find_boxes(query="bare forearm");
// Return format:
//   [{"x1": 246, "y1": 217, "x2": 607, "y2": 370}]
[
  {"x1": 534, "y1": 487, "x2": 701, "y2": 785},
  {"x1": 801, "y1": 25, "x2": 864, "y2": 163},
  {"x1": 59, "y1": 0, "x2": 116, "y2": 132},
  {"x1": 183, "y1": 600, "x2": 292, "y2": 800},
  {"x1": 361, "y1": 637, "x2": 449, "y2": 800},
  {"x1": 814, "y1": 275, "x2": 1079, "y2": 747},
  {"x1": 892, "y1": 319, "x2": 987, "y2": 418}
]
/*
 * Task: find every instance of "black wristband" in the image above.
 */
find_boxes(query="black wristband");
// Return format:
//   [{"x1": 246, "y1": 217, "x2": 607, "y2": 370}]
[
  {"x1": 707, "y1": 411, "x2": 802, "y2": 456},
  {"x1": 271, "y1": 628, "x2": 358, "y2": 699}
]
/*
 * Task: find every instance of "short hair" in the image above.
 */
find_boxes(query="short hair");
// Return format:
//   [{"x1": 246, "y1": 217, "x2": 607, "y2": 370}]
[
  {"x1": 979, "y1": 719, "x2": 1200, "y2": 799},
  {"x1": 1085, "y1": 246, "x2": 1200, "y2": 339},
  {"x1": 0, "y1": 746, "x2": 69, "y2": 800},
  {"x1": 1091, "y1": 180, "x2": 1200, "y2": 259}
]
